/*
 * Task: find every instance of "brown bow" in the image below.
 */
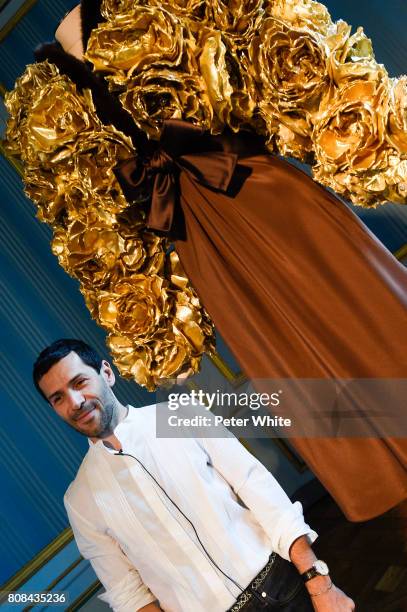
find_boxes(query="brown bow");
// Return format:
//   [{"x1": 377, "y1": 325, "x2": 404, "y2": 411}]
[{"x1": 114, "y1": 120, "x2": 238, "y2": 232}]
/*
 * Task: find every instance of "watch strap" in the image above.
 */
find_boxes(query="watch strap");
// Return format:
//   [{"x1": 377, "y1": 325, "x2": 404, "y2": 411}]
[{"x1": 301, "y1": 567, "x2": 320, "y2": 583}]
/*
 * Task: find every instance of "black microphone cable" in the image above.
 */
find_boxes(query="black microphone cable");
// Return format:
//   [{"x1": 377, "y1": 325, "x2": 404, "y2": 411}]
[
  {"x1": 115, "y1": 449, "x2": 278, "y2": 607},
  {"x1": 115, "y1": 449, "x2": 248, "y2": 594}
]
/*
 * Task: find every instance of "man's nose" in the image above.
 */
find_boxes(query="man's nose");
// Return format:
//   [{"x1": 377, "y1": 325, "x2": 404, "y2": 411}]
[{"x1": 66, "y1": 389, "x2": 85, "y2": 411}]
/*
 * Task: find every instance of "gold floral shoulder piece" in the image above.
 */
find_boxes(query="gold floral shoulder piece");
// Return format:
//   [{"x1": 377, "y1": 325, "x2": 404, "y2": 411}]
[{"x1": 5, "y1": 61, "x2": 215, "y2": 390}]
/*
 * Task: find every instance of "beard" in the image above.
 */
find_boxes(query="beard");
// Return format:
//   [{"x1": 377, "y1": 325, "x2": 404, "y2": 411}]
[{"x1": 70, "y1": 387, "x2": 116, "y2": 438}]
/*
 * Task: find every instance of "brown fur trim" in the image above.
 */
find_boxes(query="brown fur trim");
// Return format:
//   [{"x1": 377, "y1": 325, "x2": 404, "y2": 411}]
[{"x1": 79, "y1": 0, "x2": 105, "y2": 50}]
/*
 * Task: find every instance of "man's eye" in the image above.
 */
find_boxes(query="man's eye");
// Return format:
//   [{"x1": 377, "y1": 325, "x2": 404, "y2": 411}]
[
  {"x1": 53, "y1": 396, "x2": 62, "y2": 405},
  {"x1": 76, "y1": 379, "x2": 86, "y2": 387}
]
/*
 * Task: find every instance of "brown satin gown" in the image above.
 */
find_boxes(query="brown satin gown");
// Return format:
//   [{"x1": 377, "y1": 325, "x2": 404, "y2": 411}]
[
  {"x1": 118, "y1": 121, "x2": 407, "y2": 521},
  {"x1": 172, "y1": 138, "x2": 407, "y2": 522}
]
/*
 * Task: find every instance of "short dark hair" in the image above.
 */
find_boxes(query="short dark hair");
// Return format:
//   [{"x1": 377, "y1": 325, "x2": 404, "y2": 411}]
[{"x1": 33, "y1": 338, "x2": 103, "y2": 399}]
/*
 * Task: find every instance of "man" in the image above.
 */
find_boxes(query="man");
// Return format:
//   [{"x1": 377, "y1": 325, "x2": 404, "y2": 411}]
[{"x1": 33, "y1": 339, "x2": 355, "y2": 612}]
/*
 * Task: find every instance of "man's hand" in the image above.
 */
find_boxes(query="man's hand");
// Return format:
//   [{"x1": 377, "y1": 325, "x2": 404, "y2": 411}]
[{"x1": 308, "y1": 581, "x2": 355, "y2": 611}]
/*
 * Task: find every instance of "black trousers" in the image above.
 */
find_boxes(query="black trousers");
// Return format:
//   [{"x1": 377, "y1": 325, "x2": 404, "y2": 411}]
[{"x1": 228, "y1": 554, "x2": 314, "y2": 611}]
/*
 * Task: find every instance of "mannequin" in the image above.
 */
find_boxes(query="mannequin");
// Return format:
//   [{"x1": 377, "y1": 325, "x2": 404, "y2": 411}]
[
  {"x1": 55, "y1": 5, "x2": 84, "y2": 60},
  {"x1": 6, "y1": 0, "x2": 407, "y2": 522}
]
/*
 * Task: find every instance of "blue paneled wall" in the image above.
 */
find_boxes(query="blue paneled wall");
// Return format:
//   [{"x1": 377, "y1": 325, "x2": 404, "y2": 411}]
[
  {"x1": 0, "y1": 0, "x2": 157, "y2": 585},
  {"x1": 0, "y1": 0, "x2": 406, "y2": 590},
  {"x1": 0, "y1": 156, "x2": 155, "y2": 584}
]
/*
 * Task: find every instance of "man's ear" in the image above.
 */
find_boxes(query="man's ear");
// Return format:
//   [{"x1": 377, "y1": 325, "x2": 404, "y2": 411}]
[{"x1": 100, "y1": 360, "x2": 115, "y2": 387}]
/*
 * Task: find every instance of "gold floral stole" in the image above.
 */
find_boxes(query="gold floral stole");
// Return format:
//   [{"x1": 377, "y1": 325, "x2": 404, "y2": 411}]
[{"x1": 5, "y1": 0, "x2": 407, "y2": 388}]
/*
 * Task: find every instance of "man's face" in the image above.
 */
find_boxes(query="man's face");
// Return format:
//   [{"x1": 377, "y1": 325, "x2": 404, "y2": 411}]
[{"x1": 38, "y1": 351, "x2": 117, "y2": 438}]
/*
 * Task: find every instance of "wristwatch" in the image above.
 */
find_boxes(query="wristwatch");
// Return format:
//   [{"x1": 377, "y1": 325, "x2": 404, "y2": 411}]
[{"x1": 301, "y1": 560, "x2": 329, "y2": 582}]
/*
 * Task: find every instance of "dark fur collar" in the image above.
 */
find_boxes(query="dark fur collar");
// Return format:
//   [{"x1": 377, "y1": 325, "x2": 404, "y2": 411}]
[
  {"x1": 33, "y1": 42, "x2": 152, "y2": 154},
  {"x1": 80, "y1": 0, "x2": 104, "y2": 50},
  {"x1": 35, "y1": 42, "x2": 99, "y2": 94}
]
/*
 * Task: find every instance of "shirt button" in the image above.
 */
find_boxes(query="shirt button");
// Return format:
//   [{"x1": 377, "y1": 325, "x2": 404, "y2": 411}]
[{"x1": 262, "y1": 592, "x2": 267, "y2": 598}]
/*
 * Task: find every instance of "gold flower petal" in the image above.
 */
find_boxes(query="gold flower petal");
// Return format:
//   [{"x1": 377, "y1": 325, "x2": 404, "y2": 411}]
[
  {"x1": 266, "y1": 0, "x2": 332, "y2": 35},
  {"x1": 121, "y1": 68, "x2": 212, "y2": 138},
  {"x1": 85, "y1": 8, "x2": 185, "y2": 82},
  {"x1": 199, "y1": 30, "x2": 234, "y2": 130},
  {"x1": 388, "y1": 77, "x2": 407, "y2": 154},
  {"x1": 209, "y1": 0, "x2": 264, "y2": 48}
]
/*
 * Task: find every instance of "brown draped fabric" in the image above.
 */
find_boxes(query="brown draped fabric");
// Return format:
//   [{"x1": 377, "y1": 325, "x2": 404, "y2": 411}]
[{"x1": 116, "y1": 120, "x2": 407, "y2": 522}]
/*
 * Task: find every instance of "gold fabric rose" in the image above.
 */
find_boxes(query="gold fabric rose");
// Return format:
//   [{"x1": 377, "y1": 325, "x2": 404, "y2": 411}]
[
  {"x1": 107, "y1": 335, "x2": 156, "y2": 389},
  {"x1": 384, "y1": 159, "x2": 407, "y2": 203},
  {"x1": 198, "y1": 29, "x2": 256, "y2": 131},
  {"x1": 113, "y1": 309, "x2": 215, "y2": 390},
  {"x1": 7, "y1": 77, "x2": 98, "y2": 166},
  {"x1": 23, "y1": 128, "x2": 135, "y2": 223},
  {"x1": 207, "y1": 0, "x2": 264, "y2": 48},
  {"x1": 51, "y1": 211, "x2": 146, "y2": 289},
  {"x1": 266, "y1": 0, "x2": 331, "y2": 35},
  {"x1": 67, "y1": 129, "x2": 135, "y2": 214},
  {"x1": 313, "y1": 79, "x2": 393, "y2": 204},
  {"x1": 137, "y1": 232, "x2": 167, "y2": 275},
  {"x1": 116, "y1": 209, "x2": 166, "y2": 275},
  {"x1": 325, "y1": 21, "x2": 386, "y2": 86},
  {"x1": 4, "y1": 61, "x2": 59, "y2": 158},
  {"x1": 23, "y1": 169, "x2": 65, "y2": 225},
  {"x1": 103, "y1": 252, "x2": 215, "y2": 388},
  {"x1": 107, "y1": 333, "x2": 195, "y2": 390},
  {"x1": 106, "y1": 260, "x2": 215, "y2": 389},
  {"x1": 249, "y1": 18, "x2": 329, "y2": 157},
  {"x1": 168, "y1": 250, "x2": 215, "y2": 353},
  {"x1": 97, "y1": 274, "x2": 171, "y2": 340},
  {"x1": 152, "y1": 332, "x2": 196, "y2": 382},
  {"x1": 148, "y1": 0, "x2": 207, "y2": 22},
  {"x1": 107, "y1": 307, "x2": 214, "y2": 389},
  {"x1": 100, "y1": 0, "x2": 137, "y2": 19},
  {"x1": 262, "y1": 109, "x2": 314, "y2": 160},
  {"x1": 250, "y1": 18, "x2": 329, "y2": 115},
  {"x1": 85, "y1": 7, "x2": 186, "y2": 88},
  {"x1": 173, "y1": 289, "x2": 210, "y2": 352},
  {"x1": 120, "y1": 68, "x2": 212, "y2": 138},
  {"x1": 388, "y1": 77, "x2": 407, "y2": 154},
  {"x1": 224, "y1": 49, "x2": 257, "y2": 130},
  {"x1": 25, "y1": 82, "x2": 98, "y2": 161},
  {"x1": 197, "y1": 30, "x2": 233, "y2": 131},
  {"x1": 6, "y1": 63, "x2": 136, "y2": 219}
]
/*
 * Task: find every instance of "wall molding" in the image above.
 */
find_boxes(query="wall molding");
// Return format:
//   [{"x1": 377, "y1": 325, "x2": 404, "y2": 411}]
[
  {"x1": 0, "y1": 528, "x2": 73, "y2": 593},
  {"x1": 394, "y1": 242, "x2": 407, "y2": 261},
  {"x1": 67, "y1": 580, "x2": 101, "y2": 612},
  {"x1": 0, "y1": 0, "x2": 37, "y2": 42}
]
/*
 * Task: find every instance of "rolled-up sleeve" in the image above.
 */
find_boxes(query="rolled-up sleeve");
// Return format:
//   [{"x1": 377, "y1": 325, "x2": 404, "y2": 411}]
[
  {"x1": 199, "y1": 434, "x2": 318, "y2": 561},
  {"x1": 64, "y1": 497, "x2": 156, "y2": 611}
]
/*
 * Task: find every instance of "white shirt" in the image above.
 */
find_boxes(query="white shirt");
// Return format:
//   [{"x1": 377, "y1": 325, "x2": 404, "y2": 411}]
[{"x1": 64, "y1": 403, "x2": 317, "y2": 612}]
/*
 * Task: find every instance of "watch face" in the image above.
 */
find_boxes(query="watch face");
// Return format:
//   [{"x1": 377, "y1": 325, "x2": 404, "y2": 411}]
[{"x1": 314, "y1": 560, "x2": 329, "y2": 575}]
